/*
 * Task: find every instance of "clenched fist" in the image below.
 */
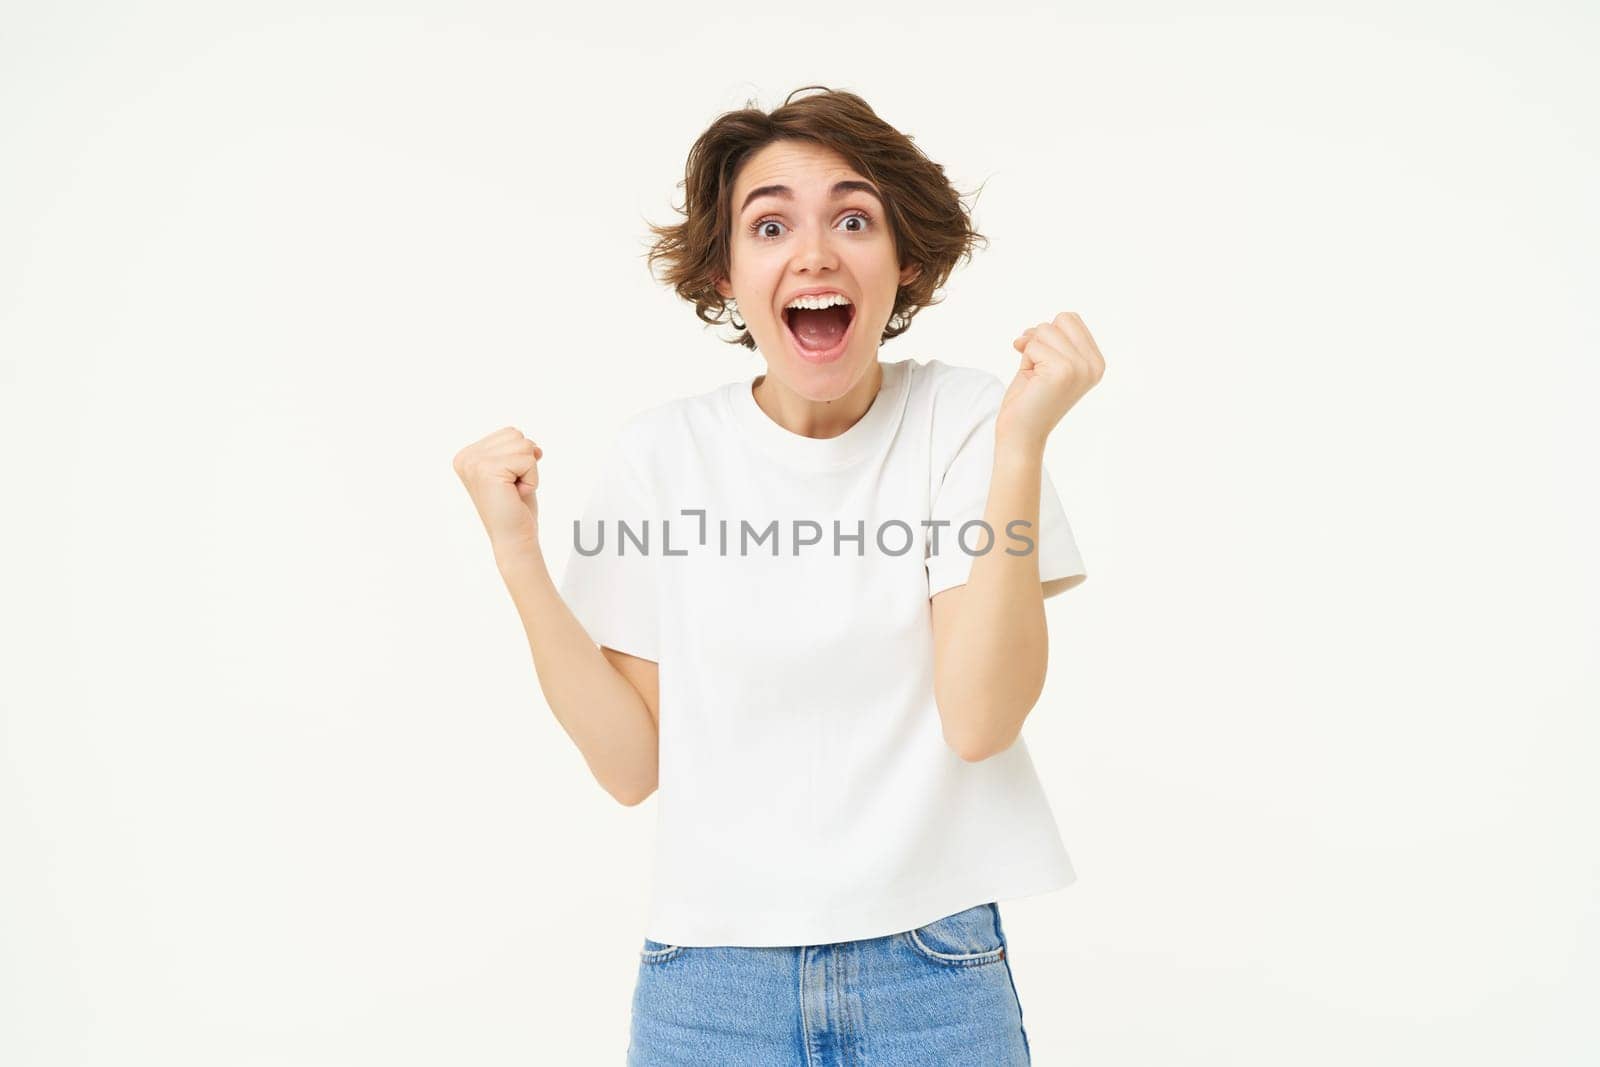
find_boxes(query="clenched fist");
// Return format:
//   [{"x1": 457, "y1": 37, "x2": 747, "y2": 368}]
[
  {"x1": 452, "y1": 427, "x2": 545, "y2": 559},
  {"x1": 999, "y1": 311, "x2": 1106, "y2": 450}
]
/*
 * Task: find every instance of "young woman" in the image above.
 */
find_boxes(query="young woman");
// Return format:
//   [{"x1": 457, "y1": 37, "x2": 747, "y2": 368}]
[{"x1": 454, "y1": 86, "x2": 1105, "y2": 1065}]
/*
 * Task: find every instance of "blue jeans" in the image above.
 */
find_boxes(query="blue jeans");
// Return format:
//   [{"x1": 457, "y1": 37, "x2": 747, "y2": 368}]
[{"x1": 627, "y1": 902, "x2": 1032, "y2": 1065}]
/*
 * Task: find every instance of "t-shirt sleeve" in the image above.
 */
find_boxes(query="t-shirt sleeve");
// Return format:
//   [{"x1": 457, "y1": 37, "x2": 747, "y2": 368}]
[
  {"x1": 925, "y1": 373, "x2": 1088, "y2": 599},
  {"x1": 556, "y1": 423, "x2": 662, "y2": 662}
]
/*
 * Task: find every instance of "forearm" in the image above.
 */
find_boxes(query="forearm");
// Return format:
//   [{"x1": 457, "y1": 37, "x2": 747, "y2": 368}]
[
  {"x1": 935, "y1": 437, "x2": 1050, "y2": 759},
  {"x1": 494, "y1": 537, "x2": 659, "y2": 804}
]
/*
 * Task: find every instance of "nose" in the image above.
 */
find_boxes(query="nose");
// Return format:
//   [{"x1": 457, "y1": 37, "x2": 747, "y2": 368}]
[{"x1": 792, "y1": 224, "x2": 839, "y2": 274}]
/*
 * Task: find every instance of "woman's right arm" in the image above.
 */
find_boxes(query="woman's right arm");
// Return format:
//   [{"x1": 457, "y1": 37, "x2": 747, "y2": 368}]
[
  {"x1": 495, "y1": 545, "x2": 660, "y2": 806},
  {"x1": 453, "y1": 428, "x2": 659, "y2": 807}
]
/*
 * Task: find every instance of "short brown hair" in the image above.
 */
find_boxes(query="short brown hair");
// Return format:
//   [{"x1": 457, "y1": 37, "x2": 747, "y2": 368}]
[{"x1": 643, "y1": 86, "x2": 989, "y2": 350}]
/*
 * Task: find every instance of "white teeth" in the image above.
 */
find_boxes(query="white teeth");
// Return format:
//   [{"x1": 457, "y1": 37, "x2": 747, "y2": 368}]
[{"x1": 784, "y1": 292, "x2": 852, "y2": 311}]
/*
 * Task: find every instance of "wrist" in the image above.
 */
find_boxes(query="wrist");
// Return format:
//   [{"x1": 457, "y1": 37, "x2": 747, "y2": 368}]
[
  {"x1": 493, "y1": 532, "x2": 545, "y2": 573},
  {"x1": 994, "y1": 431, "x2": 1047, "y2": 467}
]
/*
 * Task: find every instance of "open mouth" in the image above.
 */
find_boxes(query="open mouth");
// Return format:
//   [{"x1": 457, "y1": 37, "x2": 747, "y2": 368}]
[{"x1": 781, "y1": 302, "x2": 857, "y2": 363}]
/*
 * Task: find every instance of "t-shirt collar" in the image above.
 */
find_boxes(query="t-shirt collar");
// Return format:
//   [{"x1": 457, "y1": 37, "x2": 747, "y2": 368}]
[{"x1": 727, "y1": 358, "x2": 909, "y2": 473}]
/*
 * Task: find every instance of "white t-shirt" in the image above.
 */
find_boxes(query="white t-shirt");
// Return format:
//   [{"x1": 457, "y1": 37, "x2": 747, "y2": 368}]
[{"x1": 557, "y1": 356, "x2": 1088, "y2": 947}]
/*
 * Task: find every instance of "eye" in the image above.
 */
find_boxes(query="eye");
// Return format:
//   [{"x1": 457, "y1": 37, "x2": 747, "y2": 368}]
[
  {"x1": 839, "y1": 210, "x2": 872, "y2": 233},
  {"x1": 749, "y1": 210, "x2": 874, "y2": 241}
]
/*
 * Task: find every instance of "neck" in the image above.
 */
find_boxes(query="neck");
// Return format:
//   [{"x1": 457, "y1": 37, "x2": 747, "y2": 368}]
[{"x1": 753, "y1": 360, "x2": 884, "y2": 439}]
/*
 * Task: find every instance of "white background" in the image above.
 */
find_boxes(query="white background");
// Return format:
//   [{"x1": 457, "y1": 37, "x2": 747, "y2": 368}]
[{"x1": 3, "y1": 3, "x2": 1596, "y2": 1064}]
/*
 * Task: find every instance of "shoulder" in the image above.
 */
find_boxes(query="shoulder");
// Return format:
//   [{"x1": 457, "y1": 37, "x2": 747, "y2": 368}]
[
  {"x1": 612, "y1": 403, "x2": 670, "y2": 454},
  {"x1": 903, "y1": 358, "x2": 1007, "y2": 433},
  {"x1": 608, "y1": 379, "x2": 727, "y2": 464},
  {"x1": 906, "y1": 356, "x2": 1004, "y2": 403}
]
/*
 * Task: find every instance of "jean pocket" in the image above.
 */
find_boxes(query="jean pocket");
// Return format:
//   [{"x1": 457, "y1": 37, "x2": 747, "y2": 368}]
[
  {"x1": 904, "y1": 902, "x2": 1007, "y2": 967},
  {"x1": 639, "y1": 937, "x2": 686, "y2": 964}
]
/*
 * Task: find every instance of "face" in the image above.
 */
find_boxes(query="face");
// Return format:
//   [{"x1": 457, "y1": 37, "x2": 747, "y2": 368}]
[{"x1": 716, "y1": 140, "x2": 919, "y2": 398}]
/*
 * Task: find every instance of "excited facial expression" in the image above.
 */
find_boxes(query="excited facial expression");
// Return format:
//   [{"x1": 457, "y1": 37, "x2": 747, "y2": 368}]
[{"x1": 717, "y1": 140, "x2": 919, "y2": 397}]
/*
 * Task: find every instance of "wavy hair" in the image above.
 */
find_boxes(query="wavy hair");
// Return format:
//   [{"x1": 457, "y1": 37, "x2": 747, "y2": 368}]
[{"x1": 643, "y1": 86, "x2": 989, "y2": 350}]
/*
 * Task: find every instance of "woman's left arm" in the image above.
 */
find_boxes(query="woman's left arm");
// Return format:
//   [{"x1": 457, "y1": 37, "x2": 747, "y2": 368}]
[{"x1": 930, "y1": 312, "x2": 1105, "y2": 762}]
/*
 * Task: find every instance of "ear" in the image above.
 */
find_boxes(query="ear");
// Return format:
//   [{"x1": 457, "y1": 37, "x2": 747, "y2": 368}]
[
  {"x1": 714, "y1": 277, "x2": 733, "y2": 300},
  {"x1": 899, "y1": 263, "x2": 922, "y2": 287}
]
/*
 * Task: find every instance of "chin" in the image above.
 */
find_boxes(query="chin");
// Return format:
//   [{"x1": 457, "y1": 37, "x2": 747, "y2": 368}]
[{"x1": 772, "y1": 347, "x2": 875, "y2": 399}]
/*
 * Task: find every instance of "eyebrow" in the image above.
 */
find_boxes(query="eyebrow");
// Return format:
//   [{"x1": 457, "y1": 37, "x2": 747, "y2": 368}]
[{"x1": 739, "y1": 179, "x2": 883, "y2": 216}]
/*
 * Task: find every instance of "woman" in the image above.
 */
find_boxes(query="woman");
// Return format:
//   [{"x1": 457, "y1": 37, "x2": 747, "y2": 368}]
[{"x1": 453, "y1": 86, "x2": 1105, "y2": 1065}]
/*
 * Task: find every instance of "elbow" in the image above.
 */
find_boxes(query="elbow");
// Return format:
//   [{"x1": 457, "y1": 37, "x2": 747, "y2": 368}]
[
  {"x1": 934, "y1": 668, "x2": 1042, "y2": 764},
  {"x1": 945, "y1": 736, "x2": 986, "y2": 763},
  {"x1": 607, "y1": 779, "x2": 657, "y2": 807},
  {"x1": 612, "y1": 786, "x2": 654, "y2": 807},
  {"x1": 945, "y1": 732, "x2": 1015, "y2": 763},
  {"x1": 941, "y1": 716, "x2": 1017, "y2": 763},
  {"x1": 938, "y1": 697, "x2": 987, "y2": 763},
  {"x1": 939, "y1": 696, "x2": 1026, "y2": 763}
]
